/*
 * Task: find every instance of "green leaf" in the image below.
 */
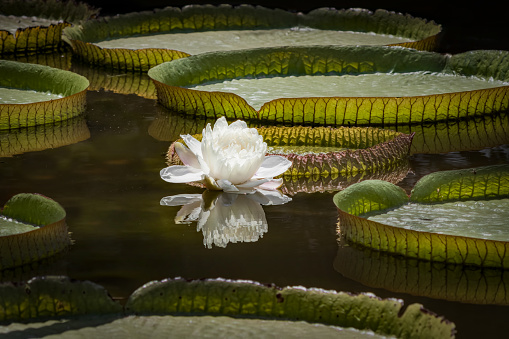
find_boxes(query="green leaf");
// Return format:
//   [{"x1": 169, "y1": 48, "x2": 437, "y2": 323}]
[
  {"x1": 0, "y1": 276, "x2": 122, "y2": 321},
  {"x1": 0, "y1": 60, "x2": 89, "y2": 130},
  {"x1": 410, "y1": 164, "x2": 509, "y2": 203},
  {"x1": 63, "y1": 5, "x2": 441, "y2": 71},
  {"x1": 333, "y1": 180, "x2": 409, "y2": 216},
  {"x1": 166, "y1": 125, "x2": 413, "y2": 180},
  {"x1": 149, "y1": 46, "x2": 509, "y2": 125},
  {"x1": 125, "y1": 278, "x2": 455, "y2": 338},
  {"x1": 0, "y1": 193, "x2": 70, "y2": 269},
  {"x1": 335, "y1": 165, "x2": 509, "y2": 269},
  {"x1": 2, "y1": 193, "x2": 65, "y2": 226}
]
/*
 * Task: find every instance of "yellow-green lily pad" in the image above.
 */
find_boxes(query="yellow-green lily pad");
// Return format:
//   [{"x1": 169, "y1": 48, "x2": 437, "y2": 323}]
[
  {"x1": 166, "y1": 125, "x2": 413, "y2": 186},
  {"x1": 0, "y1": 193, "x2": 71, "y2": 270},
  {"x1": 334, "y1": 164, "x2": 509, "y2": 269},
  {"x1": 148, "y1": 47, "x2": 509, "y2": 125},
  {"x1": 0, "y1": 0, "x2": 99, "y2": 55},
  {"x1": 0, "y1": 276, "x2": 455, "y2": 338},
  {"x1": 0, "y1": 60, "x2": 89, "y2": 130},
  {"x1": 63, "y1": 5, "x2": 441, "y2": 71}
]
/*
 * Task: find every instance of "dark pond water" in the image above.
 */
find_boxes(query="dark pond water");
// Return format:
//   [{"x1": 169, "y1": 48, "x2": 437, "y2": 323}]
[{"x1": 1, "y1": 86, "x2": 509, "y2": 337}]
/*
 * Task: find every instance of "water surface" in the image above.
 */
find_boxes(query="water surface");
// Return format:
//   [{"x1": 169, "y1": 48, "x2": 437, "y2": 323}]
[{"x1": 1, "y1": 90, "x2": 509, "y2": 338}]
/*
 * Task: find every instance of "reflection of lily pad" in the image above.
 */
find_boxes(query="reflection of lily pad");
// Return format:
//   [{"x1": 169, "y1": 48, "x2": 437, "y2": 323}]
[
  {"x1": 148, "y1": 47, "x2": 509, "y2": 125},
  {"x1": 63, "y1": 5, "x2": 441, "y2": 72},
  {"x1": 0, "y1": 193, "x2": 71, "y2": 270},
  {"x1": 0, "y1": 60, "x2": 89, "y2": 130},
  {"x1": 334, "y1": 164, "x2": 509, "y2": 269},
  {"x1": 334, "y1": 241, "x2": 509, "y2": 305},
  {"x1": 0, "y1": 276, "x2": 455, "y2": 338},
  {"x1": 391, "y1": 112, "x2": 509, "y2": 154},
  {"x1": 0, "y1": 115, "x2": 90, "y2": 157},
  {"x1": 71, "y1": 61, "x2": 157, "y2": 99},
  {"x1": 167, "y1": 125, "x2": 413, "y2": 180},
  {"x1": 0, "y1": 0, "x2": 99, "y2": 55}
]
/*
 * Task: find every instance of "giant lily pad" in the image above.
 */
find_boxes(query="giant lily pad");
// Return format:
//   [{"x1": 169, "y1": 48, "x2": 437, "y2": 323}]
[
  {"x1": 0, "y1": 276, "x2": 455, "y2": 338},
  {"x1": 148, "y1": 47, "x2": 509, "y2": 125},
  {"x1": 334, "y1": 164, "x2": 509, "y2": 269},
  {"x1": 62, "y1": 5, "x2": 441, "y2": 72},
  {"x1": 0, "y1": 60, "x2": 89, "y2": 130},
  {"x1": 166, "y1": 125, "x2": 414, "y2": 183},
  {"x1": 0, "y1": 0, "x2": 99, "y2": 55},
  {"x1": 0, "y1": 193, "x2": 71, "y2": 270}
]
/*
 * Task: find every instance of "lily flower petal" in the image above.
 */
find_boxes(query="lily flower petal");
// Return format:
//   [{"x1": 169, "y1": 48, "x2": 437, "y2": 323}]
[
  {"x1": 253, "y1": 155, "x2": 292, "y2": 179},
  {"x1": 217, "y1": 179, "x2": 240, "y2": 193},
  {"x1": 174, "y1": 142, "x2": 201, "y2": 169},
  {"x1": 250, "y1": 189, "x2": 292, "y2": 205},
  {"x1": 181, "y1": 134, "x2": 203, "y2": 158},
  {"x1": 160, "y1": 166, "x2": 204, "y2": 183}
]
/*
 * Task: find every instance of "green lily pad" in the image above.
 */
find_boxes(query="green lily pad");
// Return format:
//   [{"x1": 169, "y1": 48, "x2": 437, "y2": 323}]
[
  {"x1": 63, "y1": 5, "x2": 441, "y2": 72},
  {"x1": 0, "y1": 60, "x2": 89, "y2": 130},
  {"x1": 0, "y1": 0, "x2": 99, "y2": 55},
  {"x1": 0, "y1": 276, "x2": 455, "y2": 338},
  {"x1": 0, "y1": 193, "x2": 71, "y2": 270},
  {"x1": 166, "y1": 125, "x2": 413, "y2": 182},
  {"x1": 334, "y1": 164, "x2": 509, "y2": 269},
  {"x1": 148, "y1": 47, "x2": 509, "y2": 125}
]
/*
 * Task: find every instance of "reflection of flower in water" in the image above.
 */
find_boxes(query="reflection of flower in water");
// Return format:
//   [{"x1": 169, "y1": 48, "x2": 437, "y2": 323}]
[{"x1": 161, "y1": 190, "x2": 291, "y2": 248}]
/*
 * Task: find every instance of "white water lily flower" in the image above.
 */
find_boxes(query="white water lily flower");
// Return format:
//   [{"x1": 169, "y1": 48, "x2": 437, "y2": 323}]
[{"x1": 160, "y1": 116, "x2": 292, "y2": 193}]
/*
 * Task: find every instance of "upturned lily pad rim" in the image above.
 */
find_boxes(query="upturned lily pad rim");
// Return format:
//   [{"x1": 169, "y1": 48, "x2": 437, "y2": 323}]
[
  {"x1": 0, "y1": 60, "x2": 89, "y2": 130},
  {"x1": 0, "y1": 193, "x2": 70, "y2": 270},
  {"x1": 148, "y1": 46, "x2": 509, "y2": 125},
  {"x1": 166, "y1": 124, "x2": 414, "y2": 181},
  {"x1": 0, "y1": 275, "x2": 455, "y2": 338},
  {"x1": 334, "y1": 164, "x2": 509, "y2": 269},
  {"x1": 62, "y1": 5, "x2": 441, "y2": 71}
]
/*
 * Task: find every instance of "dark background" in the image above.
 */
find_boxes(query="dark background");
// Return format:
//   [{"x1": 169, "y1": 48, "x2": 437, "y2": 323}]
[{"x1": 79, "y1": 1, "x2": 509, "y2": 54}]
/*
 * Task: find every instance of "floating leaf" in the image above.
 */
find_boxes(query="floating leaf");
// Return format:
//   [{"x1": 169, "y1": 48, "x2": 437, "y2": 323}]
[
  {"x1": 0, "y1": 0, "x2": 99, "y2": 55},
  {"x1": 63, "y1": 5, "x2": 441, "y2": 71},
  {"x1": 0, "y1": 60, "x2": 89, "y2": 130},
  {"x1": 125, "y1": 278, "x2": 455, "y2": 338},
  {"x1": 0, "y1": 277, "x2": 455, "y2": 338},
  {"x1": 0, "y1": 115, "x2": 90, "y2": 157},
  {"x1": 334, "y1": 241, "x2": 509, "y2": 305},
  {"x1": 410, "y1": 164, "x2": 509, "y2": 203},
  {"x1": 0, "y1": 193, "x2": 71, "y2": 270},
  {"x1": 334, "y1": 165, "x2": 509, "y2": 269},
  {"x1": 166, "y1": 125, "x2": 413, "y2": 181},
  {"x1": 149, "y1": 46, "x2": 509, "y2": 124},
  {"x1": 0, "y1": 276, "x2": 122, "y2": 322}
]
